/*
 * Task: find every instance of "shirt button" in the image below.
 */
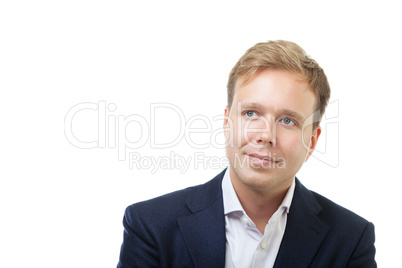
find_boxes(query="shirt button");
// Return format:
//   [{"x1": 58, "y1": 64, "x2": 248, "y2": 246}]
[
  {"x1": 242, "y1": 218, "x2": 249, "y2": 225},
  {"x1": 260, "y1": 241, "x2": 267, "y2": 249}
]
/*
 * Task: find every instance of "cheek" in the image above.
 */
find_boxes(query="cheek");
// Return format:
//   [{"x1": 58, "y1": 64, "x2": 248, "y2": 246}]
[
  {"x1": 301, "y1": 128, "x2": 315, "y2": 152},
  {"x1": 229, "y1": 117, "x2": 248, "y2": 147},
  {"x1": 240, "y1": 120, "x2": 258, "y2": 146},
  {"x1": 240, "y1": 119, "x2": 265, "y2": 145},
  {"x1": 225, "y1": 116, "x2": 245, "y2": 148},
  {"x1": 279, "y1": 132, "x2": 305, "y2": 156}
]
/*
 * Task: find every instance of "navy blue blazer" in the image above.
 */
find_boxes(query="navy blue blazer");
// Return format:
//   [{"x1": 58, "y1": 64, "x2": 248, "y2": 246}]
[{"x1": 117, "y1": 170, "x2": 376, "y2": 267}]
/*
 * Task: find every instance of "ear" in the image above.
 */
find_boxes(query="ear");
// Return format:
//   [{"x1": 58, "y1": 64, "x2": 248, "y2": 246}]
[
  {"x1": 223, "y1": 106, "x2": 229, "y2": 128},
  {"x1": 223, "y1": 106, "x2": 230, "y2": 141},
  {"x1": 305, "y1": 126, "x2": 321, "y2": 162}
]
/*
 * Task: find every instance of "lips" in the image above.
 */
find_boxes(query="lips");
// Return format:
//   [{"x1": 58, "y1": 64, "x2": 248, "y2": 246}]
[
  {"x1": 246, "y1": 153, "x2": 279, "y2": 163},
  {"x1": 245, "y1": 153, "x2": 281, "y2": 168}
]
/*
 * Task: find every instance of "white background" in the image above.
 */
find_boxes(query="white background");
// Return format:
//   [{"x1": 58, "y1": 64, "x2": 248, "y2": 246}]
[{"x1": 1, "y1": 1, "x2": 401, "y2": 267}]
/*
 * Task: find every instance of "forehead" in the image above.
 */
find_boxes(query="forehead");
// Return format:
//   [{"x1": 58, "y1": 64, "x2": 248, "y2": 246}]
[{"x1": 233, "y1": 69, "x2": 316, "y2": 117}]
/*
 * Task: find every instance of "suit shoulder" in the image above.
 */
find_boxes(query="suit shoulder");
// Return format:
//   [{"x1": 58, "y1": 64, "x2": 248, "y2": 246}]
[
  {"x1": 307, "y1": 190, "x2": 376, "y2": 267},
  {"x1": 311, "y1": 191, "x2": 371, "y2": 229},
  {"x1": 124, "y1": 170, "x2": 225, "y2": 225},
  {"x1": 125, "y1": 183, "x2": 198, "y2": 220}
]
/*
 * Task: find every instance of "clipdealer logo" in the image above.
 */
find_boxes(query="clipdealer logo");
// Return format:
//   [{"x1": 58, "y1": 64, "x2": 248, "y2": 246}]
[
  {"x1": 64, "y1": 101, "x2": 228, "y2": 171},
  {"x1": 64, "y1": 100, "x2": 340, "y2": 171}
]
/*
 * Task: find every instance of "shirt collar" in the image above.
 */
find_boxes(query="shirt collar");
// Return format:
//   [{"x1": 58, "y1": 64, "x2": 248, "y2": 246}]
[
  {"x1": 222, "y1": 168, "x2": 244, "y2": 215},
  {"x1": 221, "y1": 167, "x2": 296, "y2": 215},
  {"x1": 281, "y1": 176, "x2": 295, "y2": 214}
]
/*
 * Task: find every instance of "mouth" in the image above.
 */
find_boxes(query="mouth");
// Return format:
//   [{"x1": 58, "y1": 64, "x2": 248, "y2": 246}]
[{"x1": 245, "y1": 153, "x2": 280, "y2": 167}]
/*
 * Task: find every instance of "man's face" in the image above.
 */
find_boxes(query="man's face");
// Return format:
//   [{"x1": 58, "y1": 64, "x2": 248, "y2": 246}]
[{"x1": 224, "y1": 69, "x2": 321, "y2": 194}]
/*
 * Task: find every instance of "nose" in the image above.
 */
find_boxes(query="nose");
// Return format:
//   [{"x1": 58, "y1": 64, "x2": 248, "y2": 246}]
[
  {"x1": 254, "y1": 118, "x2": 276, "y2": 147},
  {"x1": 257, "y1": 130, "x2": 276, "y2": 147}
]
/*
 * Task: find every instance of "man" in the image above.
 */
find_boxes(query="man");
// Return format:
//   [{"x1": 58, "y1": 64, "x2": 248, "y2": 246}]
[{"x1": 117, "y1": 40, "x2": 376, "y2": 267}]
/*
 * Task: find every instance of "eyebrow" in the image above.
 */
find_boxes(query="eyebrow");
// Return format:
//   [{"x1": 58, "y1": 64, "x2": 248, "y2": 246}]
[
  {"x1": 241, "y1": 102, "x2": 265, "y2": 111},
  {"x1": 277, "y1": 108, "x2": 305, "y2": 122},
  {"x1": 240, "y1": 102, "x2": 306, "y2": 122}
]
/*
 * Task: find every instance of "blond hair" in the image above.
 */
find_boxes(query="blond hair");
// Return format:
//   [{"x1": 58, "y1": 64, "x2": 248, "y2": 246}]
[{"x1": 227, "y1": 40, "x2": 331, "y2": 129}]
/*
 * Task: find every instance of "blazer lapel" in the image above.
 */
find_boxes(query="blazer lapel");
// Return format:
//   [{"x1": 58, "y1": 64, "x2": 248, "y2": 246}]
[
  {"x1": 274, "y1": 179, "x2": 330, "y2": 267},
  {"x1": 177, "y1": 170, "x2": 226, "y2": 267}
]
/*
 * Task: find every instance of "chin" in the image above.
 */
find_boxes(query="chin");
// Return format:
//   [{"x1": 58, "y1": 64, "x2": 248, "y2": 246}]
[{"x1": 240, "y1": 168, "x2": 277, "y2": 186}]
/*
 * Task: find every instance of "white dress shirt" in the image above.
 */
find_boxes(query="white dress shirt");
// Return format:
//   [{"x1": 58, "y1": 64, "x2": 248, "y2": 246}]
[{"x1": 222, "y1": 168, "x2": 296, "y2": 268}]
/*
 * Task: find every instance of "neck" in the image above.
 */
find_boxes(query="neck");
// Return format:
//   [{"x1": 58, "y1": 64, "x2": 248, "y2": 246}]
[{"x1": 230, "y1": 170, "x2": 293, "y2": 234}]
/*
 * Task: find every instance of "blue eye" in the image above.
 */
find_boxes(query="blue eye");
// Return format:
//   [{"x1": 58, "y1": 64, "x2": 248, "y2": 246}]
[
  {"x1": 282, "y1": 118, "x2": 294, "y2": 125},
  {"x1": 246, "y1": 111, "x2": 255, "y2": 117}
]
